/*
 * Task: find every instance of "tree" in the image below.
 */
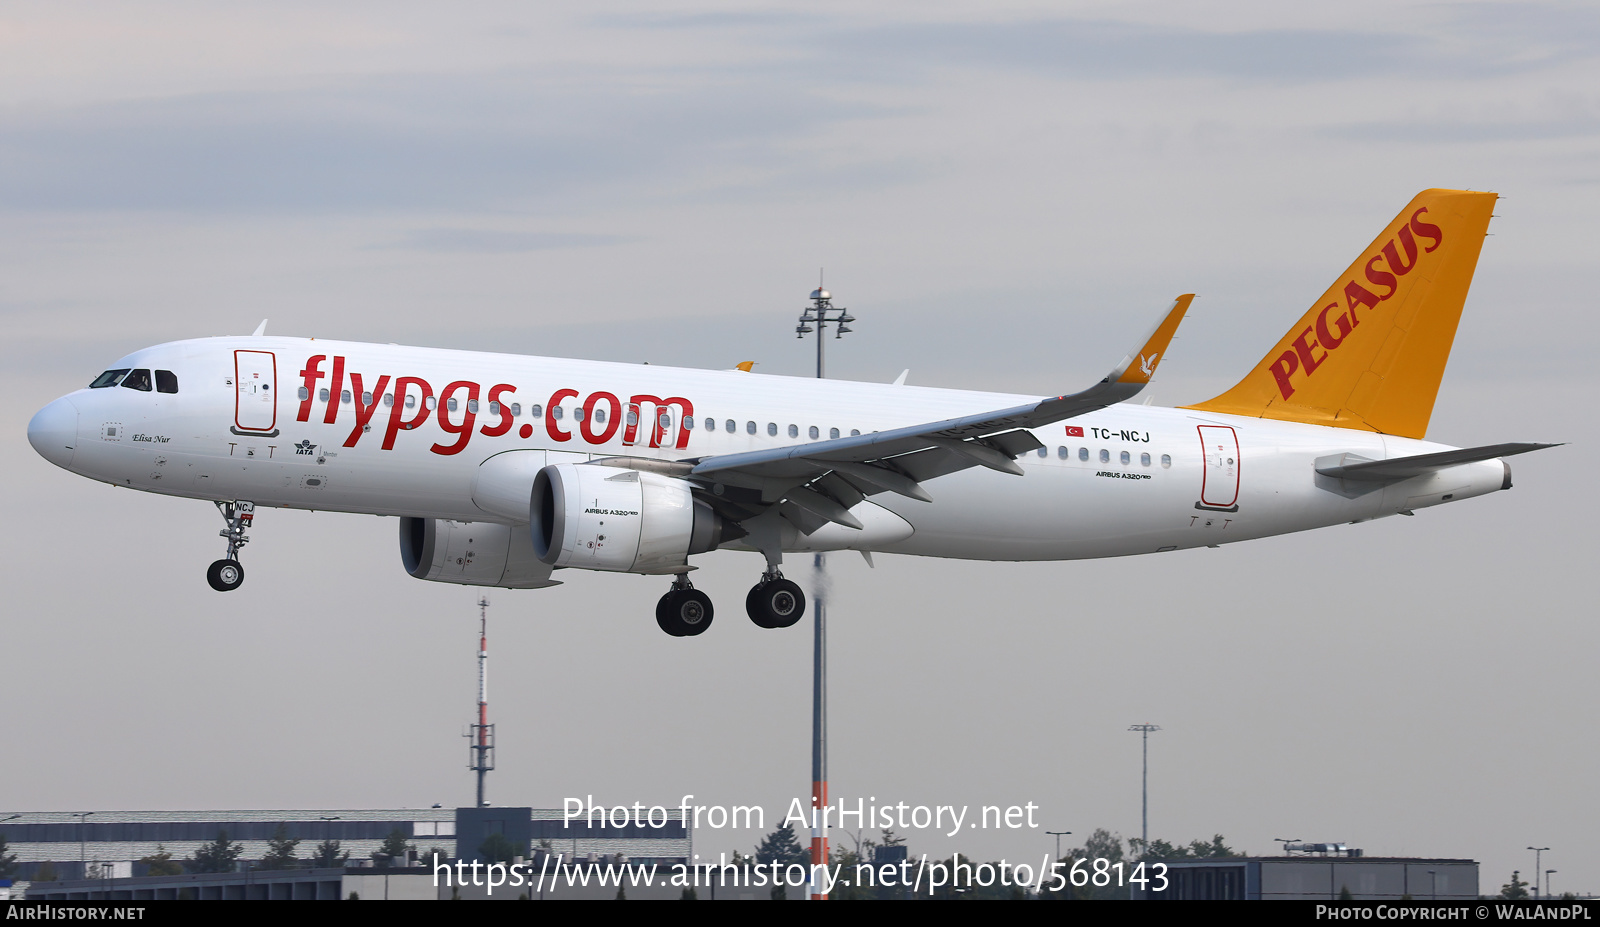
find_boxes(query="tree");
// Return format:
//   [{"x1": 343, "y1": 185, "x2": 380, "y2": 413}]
[
  {"x1": 311, "y1": 839, "x2": 349, "y2": 868},
  {"x1": 375, "y1": 828, "x2": 411, "y2": 867},
  {"x1": 0, "y1": 834, "x2": 17, "y2": 879},
  {"x1": 1500, "y1": 871, "x2": 1530, "y2": 900},
  {"x1": 754, "y1": 823, "x2": 808, "y2": 901},
  {"x1": 259, "y1": 823, "x2": 301, "y2": 870},
  {"x1": 138, "y1": 845, "x2": 184, "y2": 877},
  {"x1": 187, "y1": 830, "x2": 243, "y2": 873},
  {"x1": 479, "y1": 832, "x2": 519, "y2": 865}
]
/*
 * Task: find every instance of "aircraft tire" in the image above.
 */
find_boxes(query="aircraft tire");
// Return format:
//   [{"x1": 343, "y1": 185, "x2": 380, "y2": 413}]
[
  {"x1": 207, "y1": 559, "x2": 244, "y2": 592},
  {"x1": 746, "y1": 579, "x2": 805, "y2": 629},
  {"x1": 658, "y1": 589, "x2": 713, "y2": 637}
]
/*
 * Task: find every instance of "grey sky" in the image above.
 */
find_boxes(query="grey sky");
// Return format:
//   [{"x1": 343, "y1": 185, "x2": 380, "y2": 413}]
[{"x1": 2, "y1": 1, "x2": 1594, "y2": 892}]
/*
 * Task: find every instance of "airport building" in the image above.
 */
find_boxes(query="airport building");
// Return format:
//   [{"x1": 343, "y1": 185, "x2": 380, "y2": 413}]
[
  {"x1": 1131, "y1": 855, "x2": 1479, "y2": 901},
  {"x1": 2, "y1": 806, "x2": 691, "y2": 886}
]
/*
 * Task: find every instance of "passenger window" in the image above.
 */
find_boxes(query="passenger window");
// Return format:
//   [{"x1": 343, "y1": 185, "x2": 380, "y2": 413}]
[
  {"x1": 809, "y1": 426, "x2": 819, "y2": 439},
  {"x1": 383, "y1": 394, "x2": 394, "y2": 407},
  {"x1": 1099, "y1": 449, "x2": 1110, "y2": 463},
  {"x1": 121, "y1": 369, "x2": 153, "y2": 391},
  {"x1": 768, "y1": 423, "x2": 778, "y2": 436},
  {"x1": 850, "y1": 429, "x2": 860, "y2": 437},
  {"x1": 788, "y1": 424, "x2": 799, "y2": 438},
  {"x1": 1120, "y1": 451, "x2": 1130, "y2": 465},
  {"x1": 1141, "y1": 452, "x2": 1151, "y2": 466},
  {"x1": 298, "y1": 386, "x2": 309, "y2": 401},
  {"x1": 1161, "y1": 454, "x2": 1171, "y2": 468},
  {"x1": 594, "y1": 408, "x2": 607, "y2": 425},
  {"x1": 1079, "y1": 447, "x2": 1089, "y2": 462},
  {"x1": 341, "y1": 390, "x2": 352, "y2": 404},
  {"x1": 684, "y1": 415, "x2": 695, "y2": 430},
  {"x1": 468, "y1": 399, "x2": 479, "y2": 414},
  {"x1": 320, "y1": 388, "x2": 330, "y2": 402},
  {"x1": 725, "y1": 419, "x2": 735, "y2": 433},
  {"x1": 406, "y1": 394, "x2": 417, "y2": 409},
  {"x1": 552, "y1": 405, "x2": 563, "y2": 420},
  {"x1": 1037, "y1": 447, "x2": 1047, "y2": 458},
  {"x1": 447, "y1": 397, "x2": 458, "y2": 412},
  {"x1": 746, "y1": 421, "x2": 756, "y2": 435},
  {"x1": 527, "y1": 404, "x2": 539, "y2": 418},
  {"x1": 487, "y1": 401, "x2": 498, "y2": 416},
  {"x1": 364, "y1": 391, "x2": 374, "y2": 405},
  {"x1": 659, "y1": 413, "x2": 671, "y2": 429},
  {"x1": 425, "y1": 396, "x2": 437, "y2": 411},
  {"x1": 573, "y1": 407, "x2": 585, "y2": 422},
  {"x1": 703, "y1": 417, "x2": 714, "y2": 431},
  {"x1": 830, "y1": 427, "x2": 840, "y2": 439},
  {"x1": 1057, "y1": 446, "x2": 1068, "y2": 459},
  {"x1": 155, "y1": 370, "x2": 178, "y2": 393},
  {"x1": 89, "y1": 369, "x2": 131, "y2": 388}
]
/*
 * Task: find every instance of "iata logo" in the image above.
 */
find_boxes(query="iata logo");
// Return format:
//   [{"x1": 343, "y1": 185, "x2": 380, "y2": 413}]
[
  {"x1": 1269, "y1": 207, "x2": 1443, "y2": 400},
  {"x1": 294, "y1": 440, "x2": 317, "y2": 455}
]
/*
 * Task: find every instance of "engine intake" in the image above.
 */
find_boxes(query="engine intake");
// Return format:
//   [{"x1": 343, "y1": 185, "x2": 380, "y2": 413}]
[{"x1": 531, "y1": 463, "x2": 739, "y2": 574}]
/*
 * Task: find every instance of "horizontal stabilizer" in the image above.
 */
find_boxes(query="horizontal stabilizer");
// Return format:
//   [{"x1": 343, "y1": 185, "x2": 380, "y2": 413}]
[{"x1": 1315, "y1": 442, "x2": 1559, "y2": 482}]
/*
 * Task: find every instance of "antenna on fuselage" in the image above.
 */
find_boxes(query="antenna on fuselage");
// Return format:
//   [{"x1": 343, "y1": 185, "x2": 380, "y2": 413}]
[{"x1": 251, "y1": 319, "x2": 268, "y2": 337}]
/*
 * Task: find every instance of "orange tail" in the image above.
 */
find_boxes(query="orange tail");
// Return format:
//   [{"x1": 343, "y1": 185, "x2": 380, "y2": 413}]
[{"x1": 1183, "y1": 189, "x2": 1497, "y2": 439}]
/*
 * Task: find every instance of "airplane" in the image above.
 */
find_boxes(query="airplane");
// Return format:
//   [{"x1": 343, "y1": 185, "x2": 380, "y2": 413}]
[{"x1": 27, "y1": 188, "x2": 1556, "y2": 637}]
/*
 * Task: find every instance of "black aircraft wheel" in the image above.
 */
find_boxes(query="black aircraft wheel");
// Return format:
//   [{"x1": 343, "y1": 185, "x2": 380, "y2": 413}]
[
  {"x1": 746, "y1": 578, "x2": 805, "y2": 629},
  {"x1": 658, "y1": 589, "x2": 714, "y2": 637},
  {"x1": 206, "y1": 559, "x2": 244, "y2": 592}
]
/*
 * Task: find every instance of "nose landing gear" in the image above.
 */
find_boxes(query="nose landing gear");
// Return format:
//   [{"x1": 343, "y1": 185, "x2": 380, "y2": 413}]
[
  {"x1": 746, "y1": 571, "x2": 806, "y2": 629},
  {"x1": 656, "y1": 574, "x2": 714, "y2": 637},
  {"x1": 207, "y1": 500, "x2": 254, "y2": 592}
]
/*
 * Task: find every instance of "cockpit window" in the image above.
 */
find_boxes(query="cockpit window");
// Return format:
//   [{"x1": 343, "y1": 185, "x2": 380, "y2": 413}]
[
  {"x1": 90, "y1": 369, "x2": 131, "y2": 388},
  {"x1": 120, "y1": 369, "x2": 153, "y2": 391},
  {"x1": 155, "y1": 370, "x2": 179, "y2": 394}
]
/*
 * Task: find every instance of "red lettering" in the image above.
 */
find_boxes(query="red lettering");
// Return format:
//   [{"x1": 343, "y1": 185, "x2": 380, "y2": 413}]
[
  {"x1": 1381, "y1": 226, "x2": 1419, "y2": 276},
  {"x1": 1344, "y1": 280, "x2": 1381, "y2": 326},
  {"x1": 1364, "y1": 255, "x2": 1398, "y2": 301},
  {"x1": 431, "y1": 381, "x2": 480, "y2": 456},
  {"x1": 1269, "y1": 350, "x2": 1300, "y2": 400},
  {"x1": 546, "y1": 388, "x2": 578, "y2": 443},
  {"x1": 581, "y1": 392, "x2": 622, "y2": 444},
  {"x1": 1315, "y1": 303, "x2": 1352, "y2": 350},
  {"x1": 296, "y1": 355, "x2": 325, "y2": 422},
  {"x1": 1291, "y1": 326, "x2": 1325, "y2": 378},
  {"x1": 1410, "y1": 207, "x2": 1443, "y2": 253},
  {"x1": 342, "y1": 373, "x2": 391, "y2": 447},
  {"x1": 322, "y1": 356, "x2": 345, "y2": 424},
  {"x1": 626, "y1": 394, "x2": 695, "y2": 449},
  {"x1": 479, "y1": 384, "x2": 516, "y2": 438},
  {"x1": 382, "y1": 377, "x2": 433, "y2": 450}
]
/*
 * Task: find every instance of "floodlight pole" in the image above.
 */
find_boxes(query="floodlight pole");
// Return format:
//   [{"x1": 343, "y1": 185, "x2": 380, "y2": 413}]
[
  {"x1": 796, "y1": 279, "x2": 854, "y2": 900},
  {"x1": 1129, "y1": 724, "x2": 1161, "y2": 848},
  {"x1": 1528, "y1": 847, "x2": 1549, "y2": 899}
]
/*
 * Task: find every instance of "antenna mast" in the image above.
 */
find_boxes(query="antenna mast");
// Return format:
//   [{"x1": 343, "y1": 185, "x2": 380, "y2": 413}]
[{"x1": 467, "y1": 596, "x2": 495, "y2": 808}]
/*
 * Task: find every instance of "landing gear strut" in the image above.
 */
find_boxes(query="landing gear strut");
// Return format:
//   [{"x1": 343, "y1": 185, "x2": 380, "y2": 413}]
[
  {"x1": 207, "y1": 500, "x2": 254, "y2": 592},
  {"x1": 656, "y1": 574, "x2": 714, "y2": 637},
  {"x1": 746, "y1": 570, "x2": 805, "y2": 629}
]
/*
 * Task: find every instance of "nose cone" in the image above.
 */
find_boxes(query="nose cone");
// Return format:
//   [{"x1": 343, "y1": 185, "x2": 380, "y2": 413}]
[{"x1": 28, "y1": 396, "x2": 79, "y2": 469}]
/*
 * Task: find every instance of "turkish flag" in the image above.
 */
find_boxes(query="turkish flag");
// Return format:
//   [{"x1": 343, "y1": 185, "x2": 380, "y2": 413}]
[{"x1": 1064, "y1": 426, "x2": 1084, "y2": 437}]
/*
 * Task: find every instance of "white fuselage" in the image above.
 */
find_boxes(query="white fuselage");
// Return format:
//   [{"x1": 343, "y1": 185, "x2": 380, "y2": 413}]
[{"x1": 29, "y1": 335, "x2": 1509, "y2": 564}]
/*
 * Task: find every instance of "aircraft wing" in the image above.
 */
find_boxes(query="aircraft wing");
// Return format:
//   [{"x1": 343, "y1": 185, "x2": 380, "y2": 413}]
[
  {"x1": 1315, "y1": 442, "x2": 1560, "y2": 482},
  {"x1": 678, "y1": 295, "x2": 1192, "y2": 531}
]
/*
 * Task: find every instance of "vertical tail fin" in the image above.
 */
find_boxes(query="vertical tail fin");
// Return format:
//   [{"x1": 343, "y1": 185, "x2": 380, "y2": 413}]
[{"x1": 1182, "y1": 189, "x2": 1497, "y2": 439}]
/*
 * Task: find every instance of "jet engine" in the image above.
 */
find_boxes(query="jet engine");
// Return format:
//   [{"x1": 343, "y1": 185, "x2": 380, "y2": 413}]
[
  {"x1": 399, "y1": 516, "x2": 559, "y2": 588},
  {"x1": 531, "y1": 463, "x2": 739, "y2": 574}
]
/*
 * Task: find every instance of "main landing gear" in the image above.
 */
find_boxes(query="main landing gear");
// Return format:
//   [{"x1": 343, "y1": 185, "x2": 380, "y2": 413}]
[
  {"x1": 653, "y1": 570, "x2": 809, "y2": 637},
  {"x1": 656, "y1": 575, "x2": 714, "y2": 637},
  {"x1": 207, "y1": 500, "x2": 254, "y2": 592},
  {"x1": 746, "y1": 571, "x2": 805, "y2": 629}
]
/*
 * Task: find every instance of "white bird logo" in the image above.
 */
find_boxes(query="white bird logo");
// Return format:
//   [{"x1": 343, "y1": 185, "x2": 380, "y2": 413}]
[{"x1": 1139, "y1": 352, "x2": 1159, "y2": 378}]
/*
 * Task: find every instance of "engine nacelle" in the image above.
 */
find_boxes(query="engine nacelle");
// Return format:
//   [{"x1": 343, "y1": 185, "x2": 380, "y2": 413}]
[
  {"x1": 399, "y1": 516, "x2": 559, "y2": 588},
  {"x1": 531, "y1": 463, "x2": 734, "y2": 574}
]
